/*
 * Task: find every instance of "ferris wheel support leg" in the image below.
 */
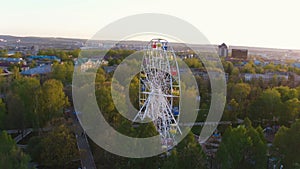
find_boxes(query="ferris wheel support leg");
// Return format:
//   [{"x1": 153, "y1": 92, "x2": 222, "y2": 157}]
[
  {"x1": 142, "y1": 95, "x2": 152, "y2": 120},
  {"x1": 133, "y1": 96, "x2": 150, "y2": 122},
  {"x1": 164, "y1": 97, "x2": 182, "y2": 135}
]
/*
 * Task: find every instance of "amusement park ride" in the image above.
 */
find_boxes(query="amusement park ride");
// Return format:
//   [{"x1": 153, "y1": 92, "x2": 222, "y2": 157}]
[{"x1": 133, "y1": 39, "x2": 182, "y2": 151}]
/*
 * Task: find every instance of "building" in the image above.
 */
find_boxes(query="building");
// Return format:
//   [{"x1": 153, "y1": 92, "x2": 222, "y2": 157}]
[
  {"x1": 218, "y1": 43, "x2": 228, "y2": 57},
  {"x1": 231, "y1": 49, "x2": 248, "y2": 59},
  {"x1": 31, "y1": 45, "x2": 39, "y2": 55},
  {"x1": 0, "y1": 57, "x2": 25, "y2": 64},
  {"x1": 192, "y1": 70, "x2": 229, "y2": 82},
  {"x1": 103, "y1": 65, "x2": 118, "y2": 73},
  {"x1": 292, "y1": 62, "x2": 300, "y2": 68},
  {"x1": 21, "y1": 64, "x2": 52, "y2": 76},
  {"x1": 27, "y1": 55, "x2": 61, "y2": 63},
  {"x1": 244, "y1": 73, "x2": 288, "y2": 82},
  {"x1": 74, "y1": 57, "x2": 108, "y2": 72}
]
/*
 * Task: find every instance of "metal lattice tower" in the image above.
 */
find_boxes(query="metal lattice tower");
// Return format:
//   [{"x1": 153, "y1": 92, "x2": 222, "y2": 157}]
[{"x1": 133, "y1": 39, "x2": 182, "y2": 150}]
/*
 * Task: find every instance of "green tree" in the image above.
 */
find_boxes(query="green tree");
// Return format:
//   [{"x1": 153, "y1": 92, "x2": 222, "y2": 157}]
[
  {"x1": 51, "y1": 62, "x2": 74, "y2": 84},
  {"x1": 95, "y1": 67, "x2": 106, "y2": 90},
  {"x1": 216, "y1": 119, "x2": 267, "y2": 169},
  {"x1": 176, "y1": 132, "x2": 207, "y2": 169},
  {"x1": 184, "y1": 58, "x2": 203, "y2": 69},
  {"x1": 223, "y1": 99, "x2": 239, "y2": 121},
  {"x1": 223, "y1": 61, "x2": 234, "y2": 75},
  {"x1": 12, "y1": 52, "x2": 22, "y2": 58},
  {"x1": 249, "y1": 88, "x2": 283, "y2": 122},
  {"x1": 59, "y1": 51, "x2": 69, "y2": 61},
  {"x1": 228, "y1": 83, "x2": 251, "y2": 117},
  {"x1": 28, "y1": 125, "x2": 79, "y2": 168},
  {"x1": 51, "y1": 62, "x2": 66, "y2": 83},
  {"x1": 5, "y1": 93, "x2": 26, "y2": 130},
  {"x1": 0, "y1": 99, "x2": 6, "y2": 129},
  {"x1": 5, "y1": 77, "x2": 41, "y2": 129},
  {"x1": 29, "y1": 60, "x2": 37, "y2": 68},
  {"x1": 0, "y1": 49, "x2": 8, "y2": 57},
  {"x1": 129, "y1": 75, "x2": 139, "y2": 109},
  {"x1": 70, "y1": 49, "x2": 80, "y2": 58},
  {"x1": 12, "y1": 66, "x2": 21, "y2": 80},
  {"x1": 36, "y1": 79, "x2": 69, "y2": 127},
  {"x1": 264, "y1": 63, "x2": 276, "y2": 72},
  {"x1": 160, "y1": 151, "x2": 180, "y2": 169},
  {"x1": 96, "y1": 85, "x2": 115, "y2": 122},
  {"x1": 65, "y1": 61, "x2": 74, "y2": 83},
  {"x1": 242, "y1": 61, "x2": 256, "y2": 73},
  {"x1": 255, "y1": 66, "x2": 264, "y2": 74},
  {"x1": 0, "y1": 131, "x2": 31, "y2": 169},
  {"x1": 27, "y1": 136, "x2": 42, "y2": 163},
  {"x1": 274, "y1": 86, "x2": 298, "y2": 102},
  {"x1": 161, "y1": 132, "x2": 207, "y2": 169},
  {"x1": 230, "y1": 83, "x2": 250, "y2": 104},
  {"x1": 228, "y1": 67, "x2": 241, "y2": 83},
  {"x1": 274, "y1": 120, "x2": 300, "y2": 168},
  {"x1": 281, "y1": 98, "x2": 300, "y2": 124}
]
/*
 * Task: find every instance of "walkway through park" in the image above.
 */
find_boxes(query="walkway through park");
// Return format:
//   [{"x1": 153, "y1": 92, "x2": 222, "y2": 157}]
[{"x1": 73, "y1": 115, "x2": 97, "y2": 169}]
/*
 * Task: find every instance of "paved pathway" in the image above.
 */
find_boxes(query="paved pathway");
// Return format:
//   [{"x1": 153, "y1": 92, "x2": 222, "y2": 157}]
[
  {"x1": 73, "y1": 117, "x2": 97, "y2": 169},
  {"x1": 6, "y1": 127, "x2": 52, "y2": 134},
  {"x1": 14, "y1": 128, "x2": 33, "y2": 143}
]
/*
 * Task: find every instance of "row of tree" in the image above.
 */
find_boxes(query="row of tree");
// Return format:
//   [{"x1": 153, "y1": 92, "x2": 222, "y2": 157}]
[
  {"x1": 0, "y1": 66, "x2": 75, "y2": 168},
  {"x1": 0, "y1": 76, "x2": 68, "y2": 130},
  {"x1": 222, "y1": 81, "x2": 300, "y2": 126},
  {"x1": 216, "y1": 118, "x2": 300, "y2": 169}
]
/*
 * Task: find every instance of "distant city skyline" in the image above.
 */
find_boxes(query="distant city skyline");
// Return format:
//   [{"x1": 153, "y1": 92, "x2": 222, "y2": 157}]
[{"x1": 1, "y1": 0, "x2": 300, "y2": 50}]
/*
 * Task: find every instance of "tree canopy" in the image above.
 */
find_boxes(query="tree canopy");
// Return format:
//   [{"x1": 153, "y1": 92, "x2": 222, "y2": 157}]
[
  {"x1": 27, "y1": 125, "x2": 79, "y2": 168},
  {"x1": 216, "y1": 118, "x2": 267, "y2": 169},
  {"x1": 0, "y1": 131, "x2": 31, "y2": 169},
  {"x1": 274, "y1": 120, "x2": 300, "y2": 168}
]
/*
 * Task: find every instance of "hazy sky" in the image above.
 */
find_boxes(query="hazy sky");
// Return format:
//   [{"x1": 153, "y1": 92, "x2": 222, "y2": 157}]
[{"x1": 1, "y1": 0, "x2": 300, "y2": 49}]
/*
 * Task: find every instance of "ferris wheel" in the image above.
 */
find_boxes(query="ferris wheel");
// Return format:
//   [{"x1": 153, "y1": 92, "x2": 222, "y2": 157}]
[{"x1": 133, "y1": 39, "x2": 182, "y2": 151}]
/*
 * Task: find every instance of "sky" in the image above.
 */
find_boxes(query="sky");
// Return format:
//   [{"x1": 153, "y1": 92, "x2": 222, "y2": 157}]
[{"x1": 1, "y1": 0, "x2": 300, "y2": 49}]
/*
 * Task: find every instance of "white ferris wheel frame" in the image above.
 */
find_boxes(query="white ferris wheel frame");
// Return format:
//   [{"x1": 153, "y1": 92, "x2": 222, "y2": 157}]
[{"x1": 133, "y1": 39, "x2": 182, "y2": 150}]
